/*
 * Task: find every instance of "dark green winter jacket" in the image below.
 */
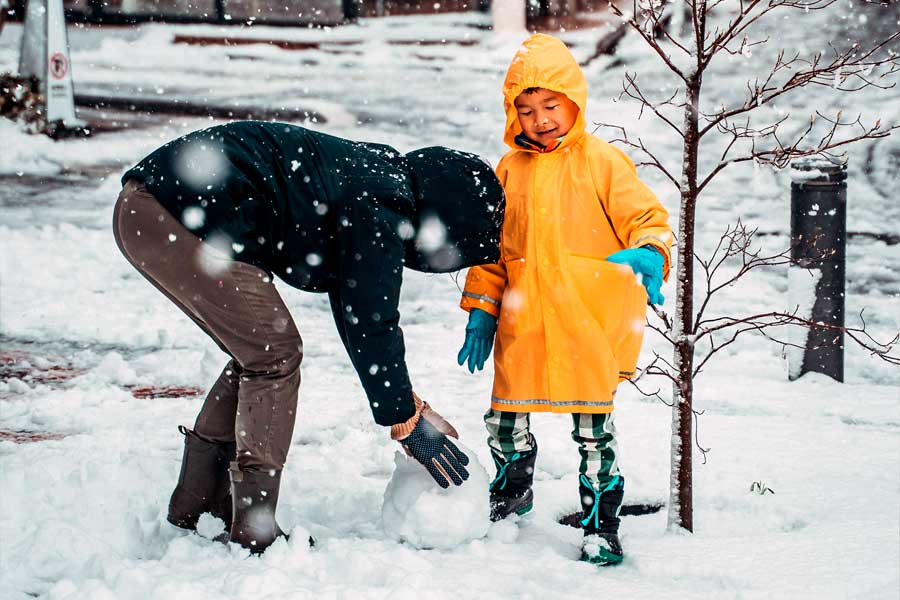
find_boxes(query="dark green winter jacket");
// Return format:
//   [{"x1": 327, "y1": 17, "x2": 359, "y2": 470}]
[{"x1": 123, "y1": 121, "x2": 503, "y2": 427}]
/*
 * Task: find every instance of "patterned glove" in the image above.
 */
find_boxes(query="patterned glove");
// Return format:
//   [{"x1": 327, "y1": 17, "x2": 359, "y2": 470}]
[
  {"x1": 606, "y1": 246, "x2": 665, "y2": 305},
  {"x1": 391, "y1": 396, "x2": 470, "y2": 488},
  {"x1": 457, "y1": 308, "x2": 498, "y2": 373}
]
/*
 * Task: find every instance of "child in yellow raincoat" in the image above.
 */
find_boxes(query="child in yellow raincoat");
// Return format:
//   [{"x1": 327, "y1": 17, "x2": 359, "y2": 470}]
[{"x1": 457, "y1": 33, "x2": 673, "y2": 566}]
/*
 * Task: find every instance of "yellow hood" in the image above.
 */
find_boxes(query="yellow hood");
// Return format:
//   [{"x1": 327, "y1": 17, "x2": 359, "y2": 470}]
[{"x1": 502, "y1": 34, "x2": 588, "y2": 151}]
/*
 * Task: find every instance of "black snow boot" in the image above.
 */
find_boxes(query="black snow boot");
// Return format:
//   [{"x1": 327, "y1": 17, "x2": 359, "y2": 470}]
[
  {"x1": 489, "y1": 440, "x2": 537, "y2": 522},
  {"x1": 579, "y1": 474, "x2": 625, "y2": 566},
  {"x1": 228, "y1": 463, "x2": 287, "y2": 553},
  {"x1": 168, "y1": 426, "x2": 236, "y2": 531}
]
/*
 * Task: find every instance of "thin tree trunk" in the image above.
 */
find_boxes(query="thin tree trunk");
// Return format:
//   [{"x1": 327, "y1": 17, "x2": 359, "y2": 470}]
[{"x1": 669, "y1": 68, "x2": 702, "y2": 533}]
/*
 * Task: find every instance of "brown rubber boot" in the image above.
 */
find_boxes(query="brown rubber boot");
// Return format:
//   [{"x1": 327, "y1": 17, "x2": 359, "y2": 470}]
[
  {"x1": 167, "y1": 426, "x2": 235, "y2": 531},
  {"x1": 228, "y1": 463, "x2": 287, "y2": 553}
]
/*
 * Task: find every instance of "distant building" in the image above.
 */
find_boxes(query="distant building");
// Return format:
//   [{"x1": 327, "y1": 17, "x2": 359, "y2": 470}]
[{"x1": 5, "y1": 0, "x2": 608, "y2": 28}]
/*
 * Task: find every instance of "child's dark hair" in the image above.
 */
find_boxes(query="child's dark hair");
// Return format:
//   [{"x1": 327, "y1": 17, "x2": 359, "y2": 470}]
[{"x1": 521, "y1": 87, "x2": 542, "y2": 95}]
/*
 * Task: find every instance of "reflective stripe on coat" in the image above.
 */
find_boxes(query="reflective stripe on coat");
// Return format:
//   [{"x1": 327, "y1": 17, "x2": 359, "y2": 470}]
[{"x1": 461, "y1": 34, "x2": 673, "y2": 414}]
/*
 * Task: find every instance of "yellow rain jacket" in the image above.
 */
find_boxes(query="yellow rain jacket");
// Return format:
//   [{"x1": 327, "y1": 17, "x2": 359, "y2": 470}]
[{"x1": 460, "y1": 34, "x2": 673, "y2": 414}]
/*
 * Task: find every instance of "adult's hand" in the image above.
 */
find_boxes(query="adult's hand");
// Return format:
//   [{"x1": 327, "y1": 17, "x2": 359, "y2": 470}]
[
  {"x1": 456, "y1": 308, "x2": 497, "y2": 373},
  {"x1": 392, "y1": 399, "x2": 470, "y2": 489},
  {"x1": 606, "y1": 246, "x2": 665, "y2": 305}
]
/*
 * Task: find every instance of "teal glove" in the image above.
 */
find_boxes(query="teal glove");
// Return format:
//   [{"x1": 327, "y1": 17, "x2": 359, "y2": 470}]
[
  {"x1": 606, "y1": 246, "x2": 665, "y2": 305},
  {"x1": 457, "y1": 308, "x2": 498, "y2": 373}
]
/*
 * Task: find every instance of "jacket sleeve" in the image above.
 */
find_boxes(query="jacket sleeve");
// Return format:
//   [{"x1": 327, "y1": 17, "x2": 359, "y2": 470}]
[
  {"x1": 594, "y1": 143, "x2": 674, "y2": 281},
  {"x1": 460, "y1": 262, "x2": 507, "y2": 318},
  {"x1": 332, "y1": 204, "x2": 416, "y2": 427},
  {"x1": 459, "y1": 155, "x2": 510, "y2": 317}
]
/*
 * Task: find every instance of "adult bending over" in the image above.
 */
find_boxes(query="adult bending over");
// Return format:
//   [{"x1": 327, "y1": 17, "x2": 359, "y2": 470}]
[{"x1": 113, "y1": 121, "x2": 505, "y2": 553}]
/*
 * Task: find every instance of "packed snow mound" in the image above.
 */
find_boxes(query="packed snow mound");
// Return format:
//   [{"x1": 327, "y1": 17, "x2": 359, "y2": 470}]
[{"x1": 381, "y1": 442, "x2": 490, "y2": 549}]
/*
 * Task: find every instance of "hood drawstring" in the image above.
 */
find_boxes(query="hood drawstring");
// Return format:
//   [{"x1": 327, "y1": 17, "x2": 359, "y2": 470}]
[{"x1": 514, "y1": 133, "x2": 563, "y2": 154}]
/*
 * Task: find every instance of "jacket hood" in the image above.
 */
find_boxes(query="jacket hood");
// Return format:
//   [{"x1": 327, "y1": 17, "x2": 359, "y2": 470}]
[
  {"x1": 502, "y1": 34, "x2": 588, "y2": 151},
  {"x1": 403, "y1": 147, "x2": 505, "y2": 273}
]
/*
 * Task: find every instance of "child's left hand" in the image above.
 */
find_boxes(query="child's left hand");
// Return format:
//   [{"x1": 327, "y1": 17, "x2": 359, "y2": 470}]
[
  {"x1": 606, "y1": 246, "x2": 665, "y2": 305},
  {"x1": 457, "y1": 308, "x2": 498, "y2": 373}
]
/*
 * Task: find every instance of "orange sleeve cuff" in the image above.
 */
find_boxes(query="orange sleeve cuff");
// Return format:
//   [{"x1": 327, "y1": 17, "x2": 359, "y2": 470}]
[
  {"x1": 459, "y1": 293, "x2": 502, "y2": 318},
  {"x1": 390, "y1": 393, "x2": 425, "y2": 440}
]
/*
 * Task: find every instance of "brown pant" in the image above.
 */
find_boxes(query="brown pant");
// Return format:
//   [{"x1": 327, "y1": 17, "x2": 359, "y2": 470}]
[{"x1": 112, "y1": 180, "x2": 303, "y2": 471}]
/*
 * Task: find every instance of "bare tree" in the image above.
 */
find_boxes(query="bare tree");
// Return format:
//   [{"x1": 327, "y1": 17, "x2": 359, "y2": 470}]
[{"x1": 602, "y1": 0, "x2": 900, "y2": 532}]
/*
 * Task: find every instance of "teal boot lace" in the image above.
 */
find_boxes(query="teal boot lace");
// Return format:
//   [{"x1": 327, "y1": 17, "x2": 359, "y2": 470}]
[
  {"x1": 580, "y1": 474, "x2": 624, "y2": 529},
  {"x1": 489, "y1": 452, "x2": 522, "y2": 492}
]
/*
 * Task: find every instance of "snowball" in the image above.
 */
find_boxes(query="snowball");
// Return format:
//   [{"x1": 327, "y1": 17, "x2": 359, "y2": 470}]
[{"x1": 382, "y1": 443, "x2": 490, "y2": 550}]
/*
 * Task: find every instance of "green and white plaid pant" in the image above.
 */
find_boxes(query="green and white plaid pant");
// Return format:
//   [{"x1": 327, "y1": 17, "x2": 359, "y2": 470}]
[{"x1": 484, "y1": 408, "x2": 620, "y2": 491}]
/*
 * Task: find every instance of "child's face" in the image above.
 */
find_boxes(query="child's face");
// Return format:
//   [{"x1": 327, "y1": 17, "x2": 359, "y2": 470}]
[{"x1": 514, "y1": 88, "x2": 579, "y2": 145}]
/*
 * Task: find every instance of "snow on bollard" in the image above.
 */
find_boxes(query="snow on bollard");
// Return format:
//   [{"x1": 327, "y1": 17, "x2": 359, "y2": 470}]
[
  {"x1": 381, "y1": 442, "x2": 490, "y2": 549},
  {"x1": 785, "y1": 265, "x2": 823, "y2": 380}
]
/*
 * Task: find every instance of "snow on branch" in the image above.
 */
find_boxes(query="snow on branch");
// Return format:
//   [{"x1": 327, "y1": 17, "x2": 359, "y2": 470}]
[
  {"x1": 696, "y1": 309, "x2": 900, "y2": 371},
  {"x1": 703, "y1": 0, "x2": 838, "y2": 69},
  {"x1": 609, "y1": 0, "x2": 689, "y2": 79},
  {"x1": 698, "y1": 111, "x2": 896, "y2": 193},
  {"x1": 688, "y1": 223, "x2": 898, "y2": 374},
  {"x1": 646, "y1": 220, "x2": 899, "y2": 378},
  {"x1": 700, "y1": 32, "x2": 900, "y2": 139},
  {"x1": 692, "y1": 219, "x2": 801, "y2": 328}
]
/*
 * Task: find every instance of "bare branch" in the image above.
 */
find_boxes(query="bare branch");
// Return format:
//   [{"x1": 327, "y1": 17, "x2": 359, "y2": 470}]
[
  {"x1": 698, "y1": 114, "x2": 896, "y2": 192},
  {"x1": 620, "y1": 72, "x2": 686, "y2": 139},
  {"x1": 609, "y1": 1, "x2": 687, "y2": 80},
  {"x1": 693, "y1": 322, "x2": 771, "y2": 377},
  {"x1": 649, "y1": 302, "x2": 674, "y2": 334},
  {"x1": 680, "y1": 217, "x2": 900, "y2": 374},
  {"x1": 641, "y1": 351, "x2": 682, "y2": 387},
  {"x1": 692, "y1": 220, "x2": 804, "y2": 328},
  {"x1": 713, "y1": 113, "x2": 793, "y2": 165},
  {"x1": 592, "y1": 121, "x2": 681, "y2": 190},
  {"x1": 715, "y1": 34, "x2": 770, "y2": 59},
  {"x1": 653, "y1": 2, "x2": 693, "y2": 56},
  {"x1": 703, "y1": 0, "x2": 837, "y2": 68},
  {"x1": 626, "y1": 369, "x2": 675, "y2": 407},
  {"x1": 637, "y1": 349, "x2": 710, "y2": 462},
  {"x1": 700, "y1": 31, "x2": 900, "y2": 138},
  {"x1": 696, "y1": 311, "x2": 900, "y2": 365},
  {"x1": 693, "y1": 405, "x2": 710, "y2": 464}
]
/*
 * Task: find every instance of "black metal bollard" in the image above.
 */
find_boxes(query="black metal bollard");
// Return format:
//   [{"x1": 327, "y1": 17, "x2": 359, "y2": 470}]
[{"x1": 788, "y1": 157, "x2": 847, "y2": 382}]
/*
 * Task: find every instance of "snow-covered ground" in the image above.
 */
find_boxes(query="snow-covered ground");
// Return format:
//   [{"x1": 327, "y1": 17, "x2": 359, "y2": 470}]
[{"x1": 1, "y1": 5, "x2": 898, "y2": 599}]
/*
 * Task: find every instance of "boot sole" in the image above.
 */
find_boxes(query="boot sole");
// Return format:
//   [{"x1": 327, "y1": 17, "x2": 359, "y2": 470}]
[
  {"x1": 212, "y1": 531, "x2": 316, "y2": 551},
  {"x1": 580, "y1": 548, "x2": 624, "y2": 566},
  {"x1": 515, "y1": 503, "x2": 534, "y2": 516},
  {"x1": 490, "y1": 489, "x2": 535, "y2": 522}
]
